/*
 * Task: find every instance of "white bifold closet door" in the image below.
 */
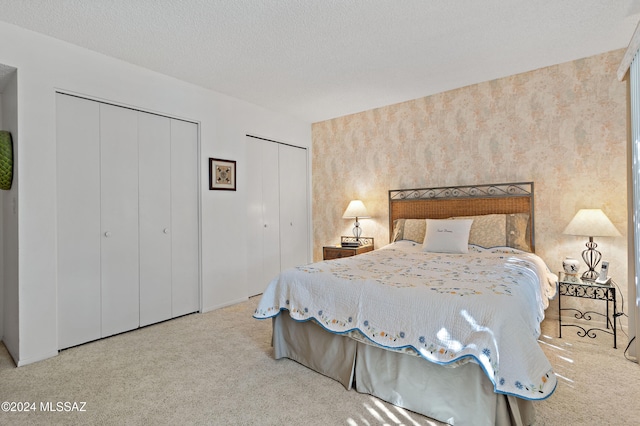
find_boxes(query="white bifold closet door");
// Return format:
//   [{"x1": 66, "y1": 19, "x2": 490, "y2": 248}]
[
  {"x1": 169, "y1": 120, "x2": 199, "y2": 318},
  {"x1": 100, "y1": 104, "x2": 141, "y2": 337},
  {"x1": 278, "y1": 144, "x2": 309, "y2": 271},
  {"x1": 57, "y1": 95, "x2": 102, "y2": 348},
  {"x1": 56, "y1": 93, "x2": 199, "y2": 350},
  {"x1": 138, "y1": 112, "x2": 172, "y2": 327},
  {"x1": 246, "y1": 138, "x2": 281, "y2": 297},
  {"x1": 246, "y1": 136, "x2": 309, "y2": 297},
  {"x1": 139, "y1": 113, "x2": 200, "y2": 325}
]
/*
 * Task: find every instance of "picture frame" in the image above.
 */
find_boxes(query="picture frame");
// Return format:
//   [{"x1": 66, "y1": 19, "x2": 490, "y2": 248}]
[{"x1": 209, "y1": 158, "x2": 236, "y2": 191}]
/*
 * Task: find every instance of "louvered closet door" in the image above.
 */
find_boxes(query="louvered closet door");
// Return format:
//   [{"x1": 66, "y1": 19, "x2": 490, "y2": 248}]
[
  {"x1": 100, "y1": 104, "x2": 140, "y2": 338},
  {"x1": 170, "y1": 119, "x2": 199, "y2": 316},
  {"x1": 139, "y1": 112, "x2": 172, "y2": 326},
  {"x1": 56, "y1": 94, "x2": 102, "y2": 349},
  {"x1": 279, "y1": 144, "x2": 309, "y2": 270}
]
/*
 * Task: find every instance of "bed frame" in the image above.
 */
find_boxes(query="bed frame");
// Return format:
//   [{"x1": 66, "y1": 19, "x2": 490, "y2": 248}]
[
  {"x1": 389, "y1": 182, "x2": 535, "y2": 251},
  {"x1": 273, "y1": 182, "x2": 538, "y2": 425}
]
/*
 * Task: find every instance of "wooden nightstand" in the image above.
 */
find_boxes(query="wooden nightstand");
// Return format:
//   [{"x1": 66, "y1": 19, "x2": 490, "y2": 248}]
[{"x1": 323, "y1": 237, "x2": 374, "y2": 260}]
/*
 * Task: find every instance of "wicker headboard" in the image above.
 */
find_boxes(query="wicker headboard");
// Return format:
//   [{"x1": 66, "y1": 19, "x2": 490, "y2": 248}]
[{"x1": 388, "y1": 182, "x2": 535, "y2": 252}]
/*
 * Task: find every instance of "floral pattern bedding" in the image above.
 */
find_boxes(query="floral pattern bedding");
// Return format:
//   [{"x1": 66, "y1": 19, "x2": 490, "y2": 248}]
[{"x1": 254, "y1": 241, "x2": 558, "y2": 400}]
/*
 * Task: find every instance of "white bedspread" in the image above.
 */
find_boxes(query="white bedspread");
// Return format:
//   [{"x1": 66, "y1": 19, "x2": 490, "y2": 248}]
[{"x1": 254, "y1": 241, "x2": 558, "y2": 400}]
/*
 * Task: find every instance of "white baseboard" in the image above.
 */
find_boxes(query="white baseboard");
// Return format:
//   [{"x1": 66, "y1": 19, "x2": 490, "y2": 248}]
[
  {"x1": 16, "y1": 349, "x2": 59, "y2": 367},
  {"x1": 201, "y1": 296, "x2": 249, "y2": 313}
]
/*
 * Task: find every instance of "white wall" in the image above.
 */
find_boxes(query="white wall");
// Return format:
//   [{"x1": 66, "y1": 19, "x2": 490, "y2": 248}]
[
  {"x1": 1, "y1": 70, "x2": 18, "y2": 361},
  {"x1": 0, "y1": 22, "x2": 311, "y2": 366}
]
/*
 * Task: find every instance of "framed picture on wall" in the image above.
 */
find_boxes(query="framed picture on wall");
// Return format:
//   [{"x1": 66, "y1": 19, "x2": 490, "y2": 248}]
[{"x1": 209, "y1": 158, "x2": 236, "y2": 191}]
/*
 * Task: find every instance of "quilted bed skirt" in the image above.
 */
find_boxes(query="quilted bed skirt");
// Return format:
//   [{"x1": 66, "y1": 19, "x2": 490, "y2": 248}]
[{"x1": 272, "y1": 312, "x2": 534, "y2": 426}]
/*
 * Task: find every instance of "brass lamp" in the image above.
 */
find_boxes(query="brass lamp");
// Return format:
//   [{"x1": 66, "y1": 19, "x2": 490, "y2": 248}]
[
  {"x1": 562, "y1": 209, "x2": 621, "y2": 280},
  {"x1": 342, "y1": 200, "x2": 370, "y2": 244}
]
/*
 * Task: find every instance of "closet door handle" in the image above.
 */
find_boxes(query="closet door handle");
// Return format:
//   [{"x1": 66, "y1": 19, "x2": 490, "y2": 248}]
[
  {"x1": 104, "y1": 231, "x2": 112, "y2": 238},
  {"x1": 163, "y1": 228, "x2": 170, "y2": 234}
]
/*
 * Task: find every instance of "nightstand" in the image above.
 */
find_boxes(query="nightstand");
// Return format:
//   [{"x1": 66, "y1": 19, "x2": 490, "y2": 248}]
[
  {"x1": 323, "y1": 237, "x2": 374, "y2": 260},
  {"x1": 557, "y1": 272, "x2": 618, "y2": 348}
]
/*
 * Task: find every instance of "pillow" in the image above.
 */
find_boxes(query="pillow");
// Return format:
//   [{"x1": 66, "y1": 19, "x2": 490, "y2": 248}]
[
  {"x1": 455, "y1": 214, "x2": 507, "y2": 248},
  {"x1": 453, "y1": 213, "x2": 531, "y2": 252},
  {"x1": 392, "y1": 218, "x2": 427, "y2": 243},
  {"x1": 422, "y1": 219, "x2": 473, "y2": 254},
  {"x1": 506, "y1": 213, "x2": 531, "y2": 252},
  {"x1": 392, "y1": 219, "x2": 405, "y2": 242}
]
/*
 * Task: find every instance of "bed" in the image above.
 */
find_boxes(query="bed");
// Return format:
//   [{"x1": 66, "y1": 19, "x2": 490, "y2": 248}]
[{"x1": 253, "y1": 182, "x2": 557, "y2": 425}]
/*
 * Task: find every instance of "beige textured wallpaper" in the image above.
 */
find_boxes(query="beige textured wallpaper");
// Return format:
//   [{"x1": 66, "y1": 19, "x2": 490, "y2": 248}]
[{"x1": 312, "y1": 49, "x2": 628, "y2": 324}]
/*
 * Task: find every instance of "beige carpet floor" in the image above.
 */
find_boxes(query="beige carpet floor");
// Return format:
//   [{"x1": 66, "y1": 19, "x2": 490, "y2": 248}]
[{"x1": 0, "y1": 296, "x2": 638, "y2": 425}]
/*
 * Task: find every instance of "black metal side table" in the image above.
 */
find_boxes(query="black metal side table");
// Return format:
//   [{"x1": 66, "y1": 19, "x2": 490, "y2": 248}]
[{"x1": 557, "y1": 272, "x2": 617, "y2": 348}]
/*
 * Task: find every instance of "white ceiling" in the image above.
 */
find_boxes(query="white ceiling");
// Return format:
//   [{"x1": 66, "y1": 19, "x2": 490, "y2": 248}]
[{"x1": 0, "y1": 0, "x2": 639, "y2": 123}]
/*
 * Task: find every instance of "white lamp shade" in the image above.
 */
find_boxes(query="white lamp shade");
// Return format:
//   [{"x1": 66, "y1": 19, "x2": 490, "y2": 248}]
[
  {"x1": 342, "y1": 200, "x2": 370, "y2": 219},
  {"x1": 562, "y1": 209, "x2": 621, "y2": 238}
]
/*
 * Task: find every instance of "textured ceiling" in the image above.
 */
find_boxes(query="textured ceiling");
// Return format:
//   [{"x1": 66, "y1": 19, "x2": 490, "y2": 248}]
[{"x1": 0, "y1": 1, "x2": 639, "y2": 122}]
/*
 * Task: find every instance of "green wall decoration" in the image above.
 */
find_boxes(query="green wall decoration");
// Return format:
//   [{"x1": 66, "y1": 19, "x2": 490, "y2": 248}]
[{"x1": 0, "y1": 130, "x2": 14, "y2": 190}]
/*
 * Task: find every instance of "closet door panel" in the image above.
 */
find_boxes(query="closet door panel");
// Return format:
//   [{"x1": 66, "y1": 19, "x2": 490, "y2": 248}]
[
  {"x1": 56, "y1": 94, "x2": 102, "y2": 349},
  {"x1": 99, "y1": 104, "x2": 140, "y2": 337},
  {"x1": 279, "y1": 145, "x2": 309, "y2": 270},
  {"x1": 246, "y1": 137, "x2": 267, "y2": 296},
  {"x1": 246, "y1": 138, "x2": 280, "y2": 296},
  {"x1": 170, "y1": 119, "x2": 200, "y2": 316},
  {"x1": 139, "y1": 112, "x2": 172, "y2": 326},
  {"x1": 261, "y1": 142, "x2": 281, "y2": 285}
]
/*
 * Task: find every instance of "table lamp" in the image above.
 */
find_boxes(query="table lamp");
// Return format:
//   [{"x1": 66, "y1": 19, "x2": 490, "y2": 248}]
[
  {"x1": 342, "y1": 200, "x2": 370, "y2": 244},
  {"x1": 562, "y1": 209, "x2": 621, "y2": 280}
]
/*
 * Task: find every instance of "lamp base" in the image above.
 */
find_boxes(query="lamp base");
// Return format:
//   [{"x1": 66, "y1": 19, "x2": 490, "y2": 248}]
[
  {"x1": 580, "y1": 237, "x2": 601, "y2": 281},
  {"x1": 581, "y1": 269, "x2": 599, "y2": 281},
  {"x1": 352, "y1": 219, "x2": 362, "y2": 243}
]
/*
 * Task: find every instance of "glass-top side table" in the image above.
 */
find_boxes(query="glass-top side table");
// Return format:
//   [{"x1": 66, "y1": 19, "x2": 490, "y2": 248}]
[{"x1": 557, "y1": 272, "x2": 618, "y2": 349}]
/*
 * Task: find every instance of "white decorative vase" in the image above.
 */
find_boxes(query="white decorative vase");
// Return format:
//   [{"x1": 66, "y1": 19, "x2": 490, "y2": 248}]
[{"x1": 562, "y1": 257, "x2": 580, "y2": 275}]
